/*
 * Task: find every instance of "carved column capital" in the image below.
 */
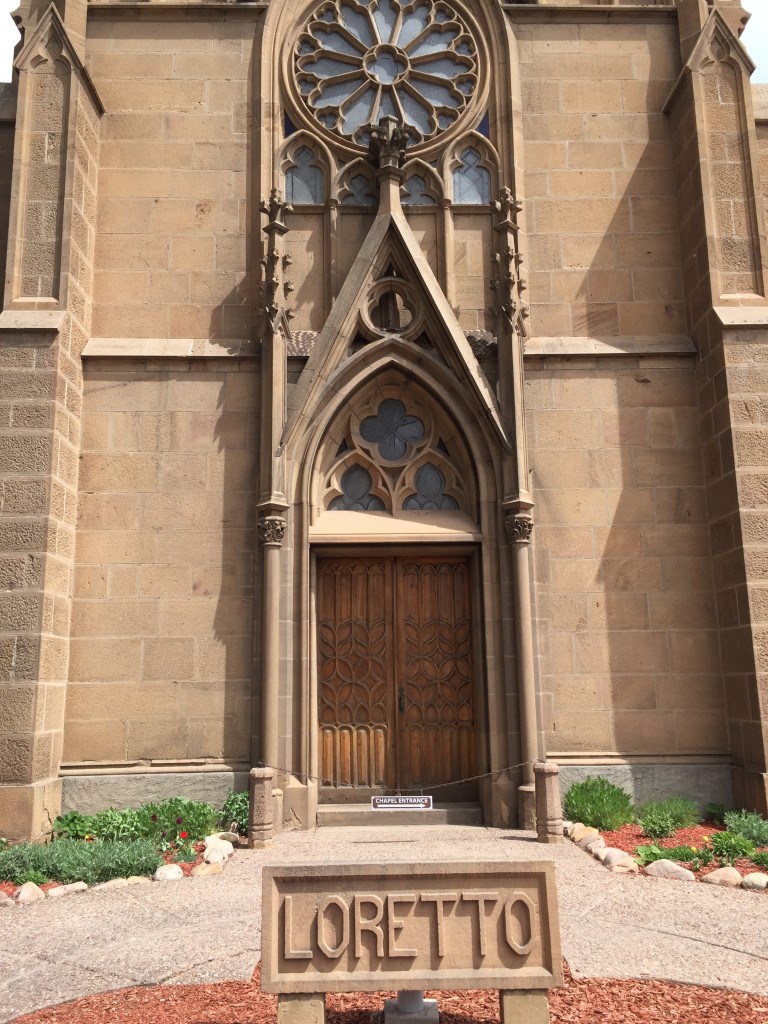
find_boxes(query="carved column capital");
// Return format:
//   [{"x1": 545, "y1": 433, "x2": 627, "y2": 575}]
[
  {"x1": 505, "y1": 512, "x2": 534, "y2": 544},
  {"x1": 258, "y1": 515, "x2": 287, "y2": 547}
]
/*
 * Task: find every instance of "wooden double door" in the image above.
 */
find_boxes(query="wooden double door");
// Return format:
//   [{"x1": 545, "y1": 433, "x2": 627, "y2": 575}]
[{"x1": 317, "y1": 555, "x2": 476, "y2": 801}]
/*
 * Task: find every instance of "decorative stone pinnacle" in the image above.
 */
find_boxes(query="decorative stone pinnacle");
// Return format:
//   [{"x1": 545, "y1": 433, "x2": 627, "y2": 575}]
[
  {"x1": 368, "y1": 116, "x2": 410, "y2": 171},
  {"x1": 505, "y1": 513, "x2": 534, "y2": 544},
  {"x1": 258, "y1": 515, "x2": 287, "y2": 547},
  {"x1": 261, "y1": 188, "x2": 292, "y2": 233}
]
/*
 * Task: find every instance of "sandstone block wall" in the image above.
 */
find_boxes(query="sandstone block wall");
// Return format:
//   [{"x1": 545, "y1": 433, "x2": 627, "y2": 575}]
[
  {"x1": 87, "y1": 12, "x2": 256, "y2": 343},
  {"x1": 527, "y1": 358, "x2": 726, "y2": 757},
  {"x1": 65, "y1": 362, "x2": 258, "y2": 769},
  {"x1": 517, "y1": 19, "x2": 683, "y2": 339}
]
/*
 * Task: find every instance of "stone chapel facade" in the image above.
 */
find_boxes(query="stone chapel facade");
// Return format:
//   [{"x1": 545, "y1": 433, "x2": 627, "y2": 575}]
[{"x1": 1, "y1": 0, "x2": 768, "y2": 842}]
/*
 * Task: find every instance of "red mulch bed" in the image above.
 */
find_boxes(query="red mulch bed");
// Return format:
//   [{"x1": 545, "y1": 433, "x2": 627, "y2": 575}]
[
  {"x1": 600, "y1": 823, "x2": 768, "y2": 880},
  {"x1": 10, "y1": 963, "x2": 768, "y2": 1024}
]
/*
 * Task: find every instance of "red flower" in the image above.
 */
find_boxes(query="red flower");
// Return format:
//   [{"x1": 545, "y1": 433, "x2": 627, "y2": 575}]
[{"x1": 180, "y1": 831, "x2": 188, "y2": 839}]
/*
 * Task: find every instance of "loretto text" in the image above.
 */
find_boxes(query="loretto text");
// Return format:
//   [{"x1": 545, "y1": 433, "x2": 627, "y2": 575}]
[{"x1": 281, "y1": 890, "x2": 537, "y2": 961}]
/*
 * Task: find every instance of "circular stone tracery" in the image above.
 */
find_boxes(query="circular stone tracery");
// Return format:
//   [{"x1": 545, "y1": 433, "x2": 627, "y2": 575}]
[{"x1": 294, "y1": 0, "x2": 479, "y2": 149}]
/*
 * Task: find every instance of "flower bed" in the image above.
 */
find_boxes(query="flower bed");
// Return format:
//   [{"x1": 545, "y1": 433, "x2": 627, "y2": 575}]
[{"x1": 599, "y1": 823, "x2": 768, "y2": 879}]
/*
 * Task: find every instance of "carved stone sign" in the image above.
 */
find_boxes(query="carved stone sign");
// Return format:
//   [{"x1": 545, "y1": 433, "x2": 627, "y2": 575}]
[{"x1": 261, "y1": 862, "x2": 562, "y2": 994}]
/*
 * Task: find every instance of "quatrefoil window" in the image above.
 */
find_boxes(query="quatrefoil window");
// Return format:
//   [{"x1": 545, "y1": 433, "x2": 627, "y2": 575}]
[
  {"x1": 295, "y1": 0, "x2": 478, "y2": 148},
  {"x1": 321, "y1": 386, "x2": 472, "y2": 516}
]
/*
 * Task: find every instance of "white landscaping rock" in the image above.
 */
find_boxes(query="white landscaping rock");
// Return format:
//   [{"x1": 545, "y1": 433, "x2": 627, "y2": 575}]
[
  {"x1": 15, "y1": 882, "x2": 46, "y2": 905},
  {"x1": 47, "y1": 881, "x2": 88, "y2": 899},
  {"x1": 92, "y1": 878, "x2": 129, "y2": 891},
  {"x1": 576, "y1": 832, "x2": 602, "y2": 850},
  {"x1": 562, "y1": 820, "x2": 573, "y2": 835},
  {"x1": 191, "y1": 861, "x2": 223, "y2": 878},
  {"x1": 204, "y1": 836, "x2": 234, "y2": 858},
  {"x1": 644, "y1": 859, "x2": 696, "y2": 882},
  {"x1": 702, "y1": 866, "x2": 742, "y2": 887},
  {"x1": 602, "y1": 847, "x2": 633, "y2": 868},
  {"x1": 585, "y1": 838, "x2": 606, "y2": 855},
  {"x1": 0, "y1": 891, "x2": 15, "y2": 908},
  {"x1": 204, "y1": 847, "x2": 228, "y2": 866},
  {"x1": 153, "y1": 864, "x2": 184, "y2": 882},
  {"x1": 216, "y1": 832, "x2": 239, "y2": 844},
  {"x1": 572, "y1": 826, "x2": 599, "y2": 846},
  {"x1": 126, "y1": 876, "x2": 152, "y2": 884},
  {"x1": 567, "y1": 822, "x2": 584, "y2": 839},
  {"x1": 740, "y1": 872, "x2": 768, "y2": 891},
  {"x1": 610, "y1": 858, "x2": 639, "y2": 874}
]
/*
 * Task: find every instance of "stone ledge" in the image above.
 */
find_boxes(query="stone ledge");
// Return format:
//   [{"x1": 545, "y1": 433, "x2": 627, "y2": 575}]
[
  {"x1": 525, "y1": 335, "x2": 695, "y2": 357},
  {"x1": 753, "y1": 84, "x2": 768, "y2": 122},
  {"x1": 82, "y1": 337, "x2": 259, "y2": 359},
  {"x1": 0, "y1": 310, "x2": 66, "y2": 345},
  {"x1": 715, "y1": 306, "x2": 768, "y2": 329}
]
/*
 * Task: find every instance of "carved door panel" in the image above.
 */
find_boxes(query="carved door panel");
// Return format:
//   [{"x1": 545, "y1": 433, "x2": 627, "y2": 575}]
[
  {"x1": 318, "y1": 559, "x2": 395, "y2": 794},
  {"x1": 397, "y1": 559, "x2": 476, "y2": 796},
  {"x1": 318, "y1": 556, "x2": 476, "y2": 801}
]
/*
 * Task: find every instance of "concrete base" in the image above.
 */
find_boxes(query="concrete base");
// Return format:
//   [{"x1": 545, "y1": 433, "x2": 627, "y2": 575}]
[
  {"x1": 557, "y1": 763, "x2": 733, "y2": 810},
  {"x1": 383, "y1": 998, "x2": 438, "y2": 1024},
  {"x1": 316, "y1": 802, "x2": 482, "y2": 827},
  {"x1": 278, "y1": 993, "x2": 325, "y2": 1024},
  {"x1": 61, "y1": 771, "x2": 249, "y2": 815},
  {"x1": 499, "y1": 990, "x2": 549, "y2": 1024},
  {"x1": 0, "y1": 778, "x2": 62, "y2": 842}
]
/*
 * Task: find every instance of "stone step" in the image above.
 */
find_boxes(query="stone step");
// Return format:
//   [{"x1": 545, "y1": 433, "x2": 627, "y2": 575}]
[{"x1": 316, "y1": 803, "x2": 483, "y2": 828}]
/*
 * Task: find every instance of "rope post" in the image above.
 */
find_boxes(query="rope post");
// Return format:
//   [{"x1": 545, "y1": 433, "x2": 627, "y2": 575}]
[
  {"x1": 534, "y1": 760, "x2": 563, "y2": 845},
  {"x1": 249, "y1": 766, "x2": 274, "y2": 849}
]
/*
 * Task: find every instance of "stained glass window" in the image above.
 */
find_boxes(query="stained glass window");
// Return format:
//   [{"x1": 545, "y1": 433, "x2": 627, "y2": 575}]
[
  {"x1": 453, "y1": 146, "x2": 490, "y2": 204},
  {"x1": 403, "y1": 464, "x2": 459, "y2": 510},
  {"x1": 329, "y1": 465, "x2": 386, "y2": 510},
  {"x1": 360, "y1": 398, "x2": 425, "y2": 461},
  {"x1": 295, "y1": 0, "x2": 478, "y2": 147},
  {"x1": 285, "y1": 146, "x2": 324, "y2": 204}
]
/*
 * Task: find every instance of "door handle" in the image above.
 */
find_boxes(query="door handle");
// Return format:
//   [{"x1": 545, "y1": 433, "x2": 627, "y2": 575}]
[{"x1": 398, "y1": 685, "x2": 405, "y2": 714}]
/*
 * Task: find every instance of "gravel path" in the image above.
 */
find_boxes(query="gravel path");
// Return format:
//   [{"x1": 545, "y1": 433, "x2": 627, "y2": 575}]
[{"x1": 1, "y1": 825, "x2": 766, "y2": 1023}]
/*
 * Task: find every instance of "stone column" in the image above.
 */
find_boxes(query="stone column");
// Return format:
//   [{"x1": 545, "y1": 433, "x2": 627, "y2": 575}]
[
  {"x1": 248, "y1": 765, "x2": 274, "y2": 849},
  {"x1": 506, "y1": 511, "x2": 539, "y2": 830},
  {"x1": 258, "y1": 515, "x2": 286, "y2": 771},
  {"x1": 534, "y1": 760, "x2": 563, "y2": 845}
]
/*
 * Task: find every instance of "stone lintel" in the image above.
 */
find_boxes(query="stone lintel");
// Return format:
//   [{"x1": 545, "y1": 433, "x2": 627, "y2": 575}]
[
  {"x1": 82, "y1": 337, "x2": 259, "y2": 359},
  {"x1": 714, "y1": 306, "x2": 768, "y2": 329},
  {"x1": 0, "y1": 310, "x2": 66, "y2": 346}
]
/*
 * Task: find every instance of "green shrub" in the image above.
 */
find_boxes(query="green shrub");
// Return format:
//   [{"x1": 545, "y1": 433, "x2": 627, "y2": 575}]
[
  {"x1": 638, "y1": 807, "x2": 676, "y2": 839},
  {"x1": 704, "y1": 802, "x2": 725, "y2": 825},
  {"x1": 636, "y1": 797, "x2": 699, "y2": 831},
  {"x1": 752, "y1": 851, "x2": 768, "y2": 869},
  {"x1": 711, "y1": 831, "x2": 755, "y2": 866},
  {"x1": 563, "y1": 776, "x2": 634, "y2": 831},
  {"x1": 221, "y1": 790, "x2": 249, "y2": 835},
  {"x1": 659, "y1": 844, "x2": 699, "y2": 862},
  {"x1": 723, "y1": 810, "x2": 768, "y2": 847},
  {"x1": 0, "y1": 839, "x2": 162, "y2": 886}
]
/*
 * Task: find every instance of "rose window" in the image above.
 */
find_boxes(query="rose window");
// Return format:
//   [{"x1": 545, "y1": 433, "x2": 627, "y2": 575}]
[{"x1": 295, "y1": 0, "x2": 479, "y2": 147}]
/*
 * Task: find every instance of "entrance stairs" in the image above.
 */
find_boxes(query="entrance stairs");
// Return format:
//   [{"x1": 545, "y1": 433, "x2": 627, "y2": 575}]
[{"x1": 316, "y1": 803, "x2": 483, "y2": 827}]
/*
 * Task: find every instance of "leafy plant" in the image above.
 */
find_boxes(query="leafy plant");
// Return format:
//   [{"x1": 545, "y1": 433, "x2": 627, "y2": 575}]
[
  {"x1": 723, "y1": 809, "x2": 768, "y2": 847},
  {"x1": 711, "y1": 831, "x2": 755, "y2": 866},
  {"x1": 563, "y1": 776, "x2": 634, "y2": 832},
  {"x1": 221, "y1": 790, "x2": 249, "y2": 835},
  {"x1": 752, "y1": 851, "x2": 768, "y2": 870},
  {"x1": 638, "y1": 807, "x2": 676, "y2": 839},
  {"x1": 659, "y1": 844, "x2": 698, "y2": 862},
  {"x1": 90, "y1": 807, "x2": 145, "y2": 843},
  {"x1": 704, "y1": 803, "x2": 725, "y2": 826},
  {"x1": 17, "y1": 869, "x2": 48, "y2": 887},
  {"x1": 52, "y1": 810, "x2": 95, "y2": 840},
  {"x1": 634, "y1": 844, "x2": 666, "y2": 866},
  {"x1": 137, "y1": 797, "x2": 218, "y2": 851}
]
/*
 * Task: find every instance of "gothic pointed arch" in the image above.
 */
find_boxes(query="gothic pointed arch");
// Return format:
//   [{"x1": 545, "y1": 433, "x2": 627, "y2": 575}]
[
  {"x1": 442, "y1": 131, "x2": 500, "y2": 204},
  {"x1": 277, "y1": 130, "x2": 334, "y2": 205}
]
